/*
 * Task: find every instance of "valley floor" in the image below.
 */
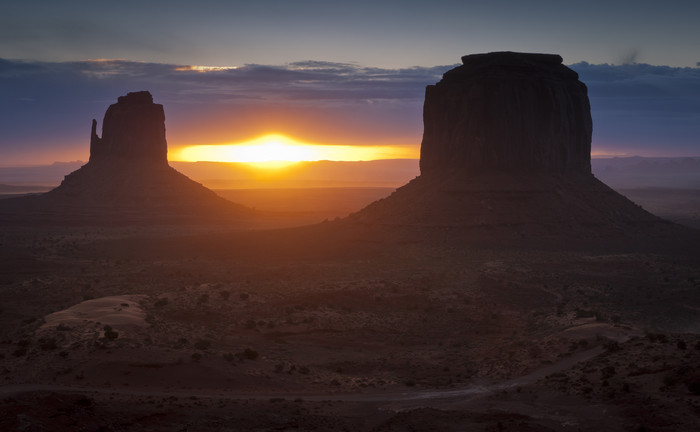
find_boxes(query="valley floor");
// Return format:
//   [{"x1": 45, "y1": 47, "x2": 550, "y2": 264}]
[{"x1": 0, "y1": 220, "x2": 699, "y2": 431}]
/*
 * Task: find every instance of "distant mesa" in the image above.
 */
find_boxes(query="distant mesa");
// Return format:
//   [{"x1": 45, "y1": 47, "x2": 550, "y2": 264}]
[
  {"x1": 347, "y1": 52, "x2": 679, "y2": 244},
  {"x1": 0, "y1": 91, "x2": 253, "y2": 224}
]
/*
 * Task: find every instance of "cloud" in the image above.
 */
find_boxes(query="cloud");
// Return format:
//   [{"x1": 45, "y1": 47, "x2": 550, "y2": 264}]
[
  {"x1": 1, "y1": 57, "x2": 699, "y2": 164},
  {"x1": 0, "y1": 58, "x2": 452, "y2": 164},
  {"x1": 570, "y1": 62, "x2": 700, "y2": 154}
]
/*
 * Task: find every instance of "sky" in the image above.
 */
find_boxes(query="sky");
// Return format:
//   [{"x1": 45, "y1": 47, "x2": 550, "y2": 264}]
[{"x1": 1, "y1": 0, "x2": 699, "y2": 165}]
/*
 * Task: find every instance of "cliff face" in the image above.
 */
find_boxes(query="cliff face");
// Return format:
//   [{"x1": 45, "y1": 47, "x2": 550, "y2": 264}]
[
  {"x1": 420, "y1": 52, "x2": 592, "y2": 177},
  {"x1": 89, "y1": 91, "x2": 168, "y2": 165}
]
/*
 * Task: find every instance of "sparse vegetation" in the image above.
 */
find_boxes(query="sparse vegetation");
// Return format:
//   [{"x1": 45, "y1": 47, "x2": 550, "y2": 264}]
[
  {"x1": 237, "y1": 348, "x2": 259, "y2": 360},
  {"x1": 194, "y1": 339, "x2": 211, "y2": 350},
  {"x1": 103, "y1": 325, "x2": 119, "y2": 340},
  {"x1": 154, "y1": 297, "x2": 169, "y2": 307},
  {"x1": 38, "y1": 337, "x2": 58, "y2": 350}
]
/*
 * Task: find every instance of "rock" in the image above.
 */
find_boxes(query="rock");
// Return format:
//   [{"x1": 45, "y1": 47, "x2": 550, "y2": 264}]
[
  {"x1": 0, "y1": 91, "x2": 253, "y2": 225},
  {"x1": 420, "y1": 52, "x2": 592, "y2": 177},
  {"x1": 89, "y1": 91, "x2": 167, "y2": 165},
  {"x1": 345, "y1": 52, "x2": 683, "y2": 247}
]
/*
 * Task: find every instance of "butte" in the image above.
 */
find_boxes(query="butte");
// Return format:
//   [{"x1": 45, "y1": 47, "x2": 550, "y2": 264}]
[
  {"x1": 0, "y1": 91, "x2": 253, "y2": 225},
  {"x1": 338, "y1": 52, "x2": 693, "y2": 250}
]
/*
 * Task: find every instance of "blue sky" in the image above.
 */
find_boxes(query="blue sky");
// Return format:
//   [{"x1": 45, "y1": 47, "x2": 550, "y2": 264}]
[
  {"x1": 4, "y1": 0, "x2": 700, "y2": 68},
  {"x1": 1, "y1": 0, "x2": 699, "y2": 164}
]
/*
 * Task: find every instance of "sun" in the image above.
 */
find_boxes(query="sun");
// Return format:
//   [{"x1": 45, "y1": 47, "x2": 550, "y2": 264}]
[
  {"x1": 175, "y1": 134, "x2": 417, "y2": 167},
  {"x1": 226, "y1": 135, "x2": 318, "y2": 163}
]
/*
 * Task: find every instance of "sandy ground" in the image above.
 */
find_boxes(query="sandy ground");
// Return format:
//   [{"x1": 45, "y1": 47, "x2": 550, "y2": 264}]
[{"x1": 41, "y1": 295, "x2": 147, "y2": 329}]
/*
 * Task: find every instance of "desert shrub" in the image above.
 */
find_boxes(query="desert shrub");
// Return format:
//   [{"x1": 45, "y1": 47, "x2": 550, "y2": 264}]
[
  {"x1": 600, "y1": 365, "x2": 616, "y2": 380},
  {"x1": 197, "y1": 294, "x2": 209, "y2": 305},
  {"x1": 645, "y1": 332, "x2": 668, "y2": 343},
  {"x1": 244, "y1": 319, "x2": 256, "y2": 329},
  {"x1": 191, "y1": 352, "x2": 202, "y2": 362},
  {"x1": 239, "y1": 293, "x2": 249, "y2": 301},
  {"x1": 219, "y1": 290, "x2": 230, "y2": 300},
  {"x1": 604, "y1": 341, "x2": 621, "y2": 352},
  {"x1": 223, "y1": 352, "x2": 235, "y2": 363},
  {"x1": 194, "y1": 339, "x2": 211, "y2": 350},
  {"x1": 404, "y1": 379, "x2": 416, "y2": 387},
  {"x1": 677, "y1": 340, "x2": 687, "y2": 350},
  {"x1": 687, "y1": 382, "x2": 700, "y2": 395},
  {"x1": 154, "y1": 298, "x2": 169, "y2": 307},
  {"x1": 39, "y1": 337, "x2": 58, "y2": 350},
  {"x1": 102, "y1": 325, "x2": 119, "y2": 339},
  {"x1": 56, "y1": 323, "x2": 72, "y2": 331},
  {"x1": 575, "y1": 309, "x2": 596, "y2": 318},
  {"x1": 556, "y1": 304, "x2": 564, "y2": 316},
  {"x1": 299, "y1": 366, "x2": 310, "y2": 375},
  {"x1": 662, "y1": 373, "x2": 677, "y2": 387},
  {"x1": 237, "y1": 348, "x2": 259, "y2": 360}
]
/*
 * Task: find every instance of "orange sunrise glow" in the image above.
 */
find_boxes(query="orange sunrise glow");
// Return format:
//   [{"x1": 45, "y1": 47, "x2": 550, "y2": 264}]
[{"x1": 175, "y1": 134, "x2": 418, "y2": 165}]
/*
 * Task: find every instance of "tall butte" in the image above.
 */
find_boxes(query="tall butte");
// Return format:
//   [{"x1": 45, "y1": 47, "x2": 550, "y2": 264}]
[
  {"x1": 9, "y1": 91, "x2": 252, "y2": 224},
  {"x1": 346, "y1": 52, "x2": 676, "y2": 245},
  {"x1": 89, "y1": 91, "x2": 168, "y2": 166}
]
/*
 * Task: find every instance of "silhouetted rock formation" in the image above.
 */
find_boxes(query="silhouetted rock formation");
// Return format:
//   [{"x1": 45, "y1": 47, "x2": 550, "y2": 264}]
[
  {"x1": 347, "y1": 52, "x2": 684, "y2": 247},
  {"x1": 421, "y1": 52, "x2": 591, "y2": 177},
  {"x1": 0, "y1": 91, "x2": 253, "y2": 225},
  {"x1": 90, "y1": 91, "x2": 167, "y2": 165}
]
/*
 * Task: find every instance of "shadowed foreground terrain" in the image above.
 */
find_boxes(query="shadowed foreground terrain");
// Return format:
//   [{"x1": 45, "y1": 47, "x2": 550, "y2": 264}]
[{"x1": 0, "y1": 224, "x2": 699, "y2": 431}]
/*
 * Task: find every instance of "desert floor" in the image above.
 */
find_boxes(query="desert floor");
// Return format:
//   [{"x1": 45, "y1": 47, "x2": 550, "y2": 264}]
[{"x1": 1, "y1": 187, "x2": 699, "y2": 431}]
